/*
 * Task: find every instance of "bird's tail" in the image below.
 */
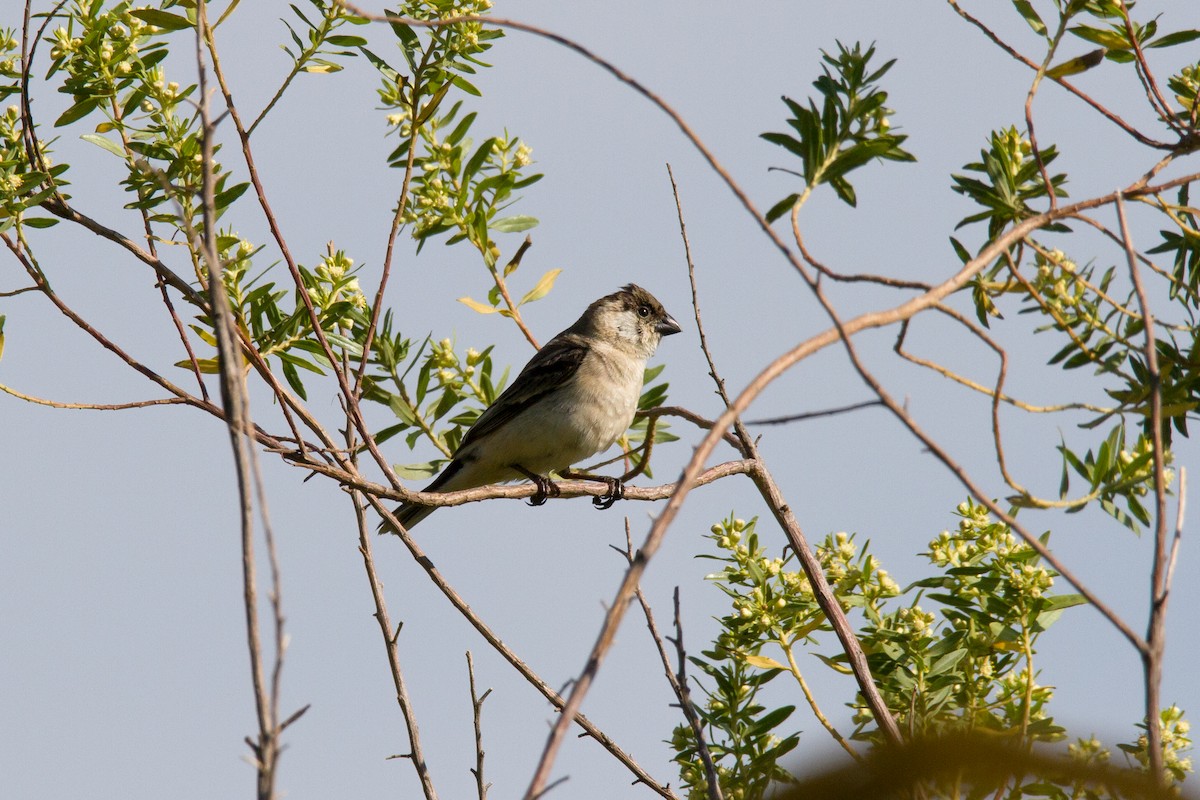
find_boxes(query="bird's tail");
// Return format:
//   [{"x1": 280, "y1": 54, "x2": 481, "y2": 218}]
[{"x1": 377, "y1": 460, "x2": 464, "y2": 534}]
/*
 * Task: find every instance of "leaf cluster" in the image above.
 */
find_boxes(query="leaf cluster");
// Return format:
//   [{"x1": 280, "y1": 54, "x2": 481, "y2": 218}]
[
  {"x1": 761, "y1": 41, "x2": 914, "y2": 219},
  {"x1": 951, "y1": 126, "x2": 1068, "y2": 239}
]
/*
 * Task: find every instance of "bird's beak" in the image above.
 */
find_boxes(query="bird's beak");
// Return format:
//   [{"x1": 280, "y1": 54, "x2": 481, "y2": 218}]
[{"x1": 657, "y1": 314, "x2": 682, "y2": 336}]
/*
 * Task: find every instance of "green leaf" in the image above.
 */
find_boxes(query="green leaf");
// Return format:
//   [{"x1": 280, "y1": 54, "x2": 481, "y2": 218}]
[
  {"x1": 1068, "y1": 24, "x2": 1131, "y2": 50},
  {"x1": 326, "y1": 35, "x2": 369, "y2": 47},
  {"x1": 55, "y1": 96, "x2": 101, "y2": 127},
  {"x1": 129, "y1": 8, "x2": 195, "y2": 31},
  {"x1": 491, "y1": 215, "x2": 539, "y2": 233},
  {"x1": 21, "y1": 218, "x2": 59, "y2": 228},
  {"x1": 393, "y1": 461, "x2": 443, "y2": 480},
  {"x1": 1046, "y1": 48, "x2": 1107, "y2": 79},
  {"x1": 744, "y1": 653, "x2": 787, "y2": 671},
  {"x1": 1011, "y1": 0, "x2": 1047, "y2": 36},
  {"x1": 765, "y1": 193, "x2": 799, "y2": 223},
  {"x1": 1146, "y1": 29, "x2": 1200, "y2": 49},
  {"x1": 518, "y1": 268, "x2": 561, "y2": 306},
  {"x1": 458, "y1": 296, "x2": 499, "y2": 314},
  {"x1": 78, "y1": 133, "x2": 125, "y2": 158},
  {"x1": 214, "y1": 181, "x2": 250, "y2": 210}
]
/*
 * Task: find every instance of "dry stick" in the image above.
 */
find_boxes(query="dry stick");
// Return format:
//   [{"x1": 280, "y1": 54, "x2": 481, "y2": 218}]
[
  {"x1": 669, "y1": 590, "x2": 723, "y2": 797},
  {"x1": 466, "y1": 652, "x2": 492, "y2": 800},
  {"x1": 367, "y1": 495, "x2": 679, "y2": 800},
  {"x1": 669, "y1": 165, "x2": 903, "y2": 745},
  {"x1": 352, "y1": 495, "x2": 439, "y2": 800},
  {"x1": 194, "y1": 38, "x2": 275, "y2": 800},
  {"x1": 1115, "y1": 192, "x2": 1169, "y2": 785},
  {"x1": 623, "y1": 523, "x2": 724, "y2": 800},
  {"x1": 313, "y1": 457, "x2": 754, "y2": 510}
]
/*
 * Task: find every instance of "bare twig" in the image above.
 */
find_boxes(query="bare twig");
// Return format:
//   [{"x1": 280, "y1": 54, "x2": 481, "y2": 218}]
[
  {"x1": 489, "y1": 235, "x2": 541, "y2": 350},
  {"x1": 745, "y1": 400, "x2": 885, "y2": 425},
  {"x1": 0, "y1": 383, "x2": 187, "y2": 410},
  {"x1": 1116, "y1": 192, "x2": 1168, "y2": 784},
  {"x1": 352, "y1": 494, "x2": 439, "y2": 800},
  {"x1": 1164, "y1": 468, "x2": 1185, "y2": 603},
  {"x1": 467, "y1": 652, "x2": 492, "y2": 800},
  {"x1": 0, "y1": 284, "x2": 37, "y2": 297},
  {"x1": 625, "y1": 523, "x2": 723, "y2": 800}
]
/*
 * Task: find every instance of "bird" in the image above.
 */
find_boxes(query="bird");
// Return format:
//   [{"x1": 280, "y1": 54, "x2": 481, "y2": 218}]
[{"x1": 379, "y1": 284, "x2": 681, "y2": 532}]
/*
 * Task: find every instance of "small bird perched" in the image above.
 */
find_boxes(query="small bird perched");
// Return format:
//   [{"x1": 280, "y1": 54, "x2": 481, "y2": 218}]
[{"x1": 380, "y1": 284, "x2": 681, "y2": 532}]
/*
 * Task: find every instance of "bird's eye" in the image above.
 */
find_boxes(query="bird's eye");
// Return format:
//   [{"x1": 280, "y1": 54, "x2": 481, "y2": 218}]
[{"x1": 638, "y1": 305, "x2": 651, "y2": 318}]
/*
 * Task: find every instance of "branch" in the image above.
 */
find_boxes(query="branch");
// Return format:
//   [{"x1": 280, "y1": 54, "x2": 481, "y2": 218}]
[
  {"x1": 352, "y1": 493, "x2": 439, "y2": 800},
  {"x1": 628, "y1": 550, "x2": 723, "y2": 800},
  {"x1": 1116, "y1": 192, "x2": 1168, "y2": 784},
  {"x1": 466, "y1": 652, "x2": 491, "y2": 800}
]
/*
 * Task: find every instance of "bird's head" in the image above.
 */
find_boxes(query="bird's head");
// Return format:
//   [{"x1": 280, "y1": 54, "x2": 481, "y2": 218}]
[{"x1": 580, "y1": 283, "x2": 681, "y2": 358}]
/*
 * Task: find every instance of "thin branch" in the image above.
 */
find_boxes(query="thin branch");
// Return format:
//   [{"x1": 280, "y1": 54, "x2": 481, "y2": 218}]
[
  {"x1": 352, "y1": 493, "x2": 440, "y2": 800},
  {"x1": 626, "y1": 524, "x2": 723, "y2": 800},
  {"x1": 1163, "y1": 468, "x2": 1185, "y2": 604},
  {"x1": 1115, "y1": 1, "x2": 1181, "y2": 137},
  {"x1": 0, "y1": 284, "x2": 38, "y2": 297},
  {"x1": 467, "y1": 652, "x2": 491, "y2": 800},
  {"x1": 0, "y1": 382, "x2": 188, "y2": 410},
  {"x1": 745, "y1": 400, "x2": 885, "y2": 426},
  {"x1": 1116, "y1": 192, "x2": 1168, "y2": 785},
  {"x1": 489, "y1": 236, "x2": 541, "y2": 350}
]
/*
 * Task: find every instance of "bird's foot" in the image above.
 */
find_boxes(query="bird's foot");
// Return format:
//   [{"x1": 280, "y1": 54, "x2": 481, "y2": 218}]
[
  {"x1": 561, "y1": 469, "x2": 624, "y2": 510},
  {"x1": 513, "y1": 465, "x2": 560, "y2": 506},
  {"x1": 592, "y1": 476, "x2": 625, "y2": 510},
  {"x1": 527, "y1": 473, "x2": 561, "y2": 506}
]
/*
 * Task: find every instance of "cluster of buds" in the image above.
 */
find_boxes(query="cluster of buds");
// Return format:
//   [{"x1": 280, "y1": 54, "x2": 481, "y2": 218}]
[
  {"x1": 0, "y1": 28, "x2": 18, "y2": 76},
  {"x1": 927, "y1": 499, "x2": 1020, "y2": 569},
  {"x1": 1125, "y1": 706, "x2": 1194, "y2": 784},
  {"x1": 306, "y1": 244, "x2": 366, "y2": 331},
  {"x1": 1118, "y1": 434, "x2": 1175, "y2": 497},
  {"x1": 1032, "y1": 247, "x2": 1087, "y2": 310}
]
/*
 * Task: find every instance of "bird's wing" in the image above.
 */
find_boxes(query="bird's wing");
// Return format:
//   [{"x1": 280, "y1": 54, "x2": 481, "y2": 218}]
[{"x1": 457, "y1": 334, "x2": 588, "y2": 451}]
